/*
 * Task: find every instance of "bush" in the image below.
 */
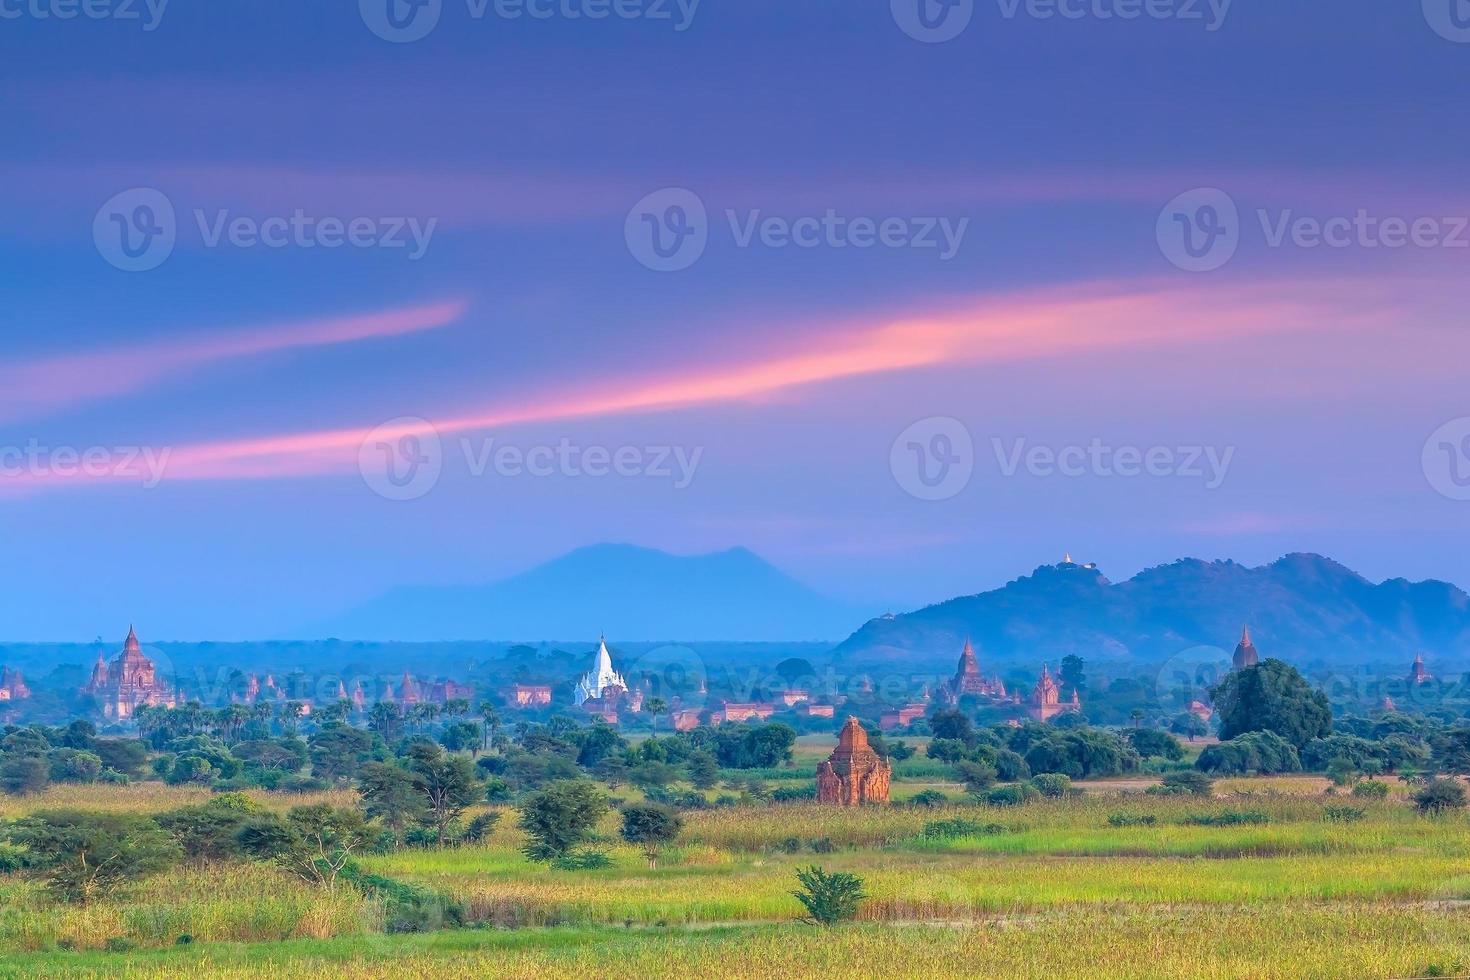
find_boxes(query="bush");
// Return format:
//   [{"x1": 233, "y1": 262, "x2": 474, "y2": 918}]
[
  {"x1": 918, "y1": 818, "x2": 1005, "y2": 840},
  {"x1": 1323, "y1": 805, "x2": 1366, "y2": 823},
  {"x1": 1415, "y1": 778, "x2": 1468, "y2": 815},
  {"x1": 1197, "y1": 731, "x2": 1301, "y2": 775},
  {"x1": 1107, "y1": 813, "x2": 1157, "y2": 827},
  {"x1": 809, "y1": 837, "x2": 836, "y2": 854},
  {"x1": 909, "y1": 789, "x2": 949, "y2": 808},
  {"x1": 1351, "y1": 780, "x2": 1391, "y2": 799},
  {"x1": 1150, "y1": 771, "x2": 1214, "y2": 796},
  {"x1": 791, "y1": 866, "x2": 865, "y2": 927},
  {"x1": 1031, "y1": 773, "x2": 1072, "y2": 798},
  {"x1": 1183, "y1": 809, "x2": 1269, "y2": 827},
  {"x1": 103, "y1": 937, "x2": 135, "y2": 953},
  {"x1": 985, "y1": 783, "x2": 1040, "y2": 807},
  {"x1": 550, "y1": 850, "x2": 612, "y2": 870}
]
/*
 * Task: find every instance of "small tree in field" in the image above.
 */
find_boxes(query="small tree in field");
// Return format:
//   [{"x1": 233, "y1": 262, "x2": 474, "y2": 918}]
[
  {"x1": 10, "y1": 810, "x2": 180, "y2": 904},
  {"x1": 518, "y1": 779, "x2": 609, "y2": 863},
  {"x1": 619, "y1": 803, "x2": 683, "y2": 869},
  {"x1": 1414, "y1": 778, "x2": 1467, "y2": 815},
  {"x1": 791, "y1": 865, "x2": 865, "y2": 927}
]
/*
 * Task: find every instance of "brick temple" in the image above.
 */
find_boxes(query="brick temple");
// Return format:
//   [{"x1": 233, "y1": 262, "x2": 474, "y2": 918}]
[{"x1": 816, "y1": 716, "x2": 891, "y2": 806}]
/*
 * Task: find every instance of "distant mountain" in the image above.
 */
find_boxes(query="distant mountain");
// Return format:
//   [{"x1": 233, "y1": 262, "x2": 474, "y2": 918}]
[
  {"x1": 310, "y1": 544, "x2": 877, "y2": 642},
  {"x1": 832, "y1": 554, "x2": 1470, "y2": 670}
]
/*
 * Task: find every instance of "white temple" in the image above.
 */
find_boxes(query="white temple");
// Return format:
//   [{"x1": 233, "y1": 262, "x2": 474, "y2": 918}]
[{"x1": 573, "y1": 635, "x2": 628, "y2": 706}]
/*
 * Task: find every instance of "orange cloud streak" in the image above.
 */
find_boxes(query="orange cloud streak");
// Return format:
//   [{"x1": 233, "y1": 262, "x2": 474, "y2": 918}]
[{"x1": 7, "y1": 277, "x2": 1403, "y2": 489}]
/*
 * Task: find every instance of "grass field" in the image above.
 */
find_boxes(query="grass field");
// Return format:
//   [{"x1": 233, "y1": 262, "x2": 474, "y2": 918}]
[{"x1": 2, "y1": 773, "x2": 1467, "y2": 977}]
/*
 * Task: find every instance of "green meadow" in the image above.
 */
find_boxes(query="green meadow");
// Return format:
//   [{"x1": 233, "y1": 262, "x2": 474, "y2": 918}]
[{"x1": 3, "y1": 779, "x2": 1469, "y2": 978}]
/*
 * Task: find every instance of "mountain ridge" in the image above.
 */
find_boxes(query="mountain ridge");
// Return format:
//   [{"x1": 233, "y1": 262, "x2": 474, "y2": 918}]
[
  {"x1": 307, "y1": 543, "x2": 879, "y2": 642},
  {"x1": 832, "y1": 553, "x2": 1470, "y2": 669}
]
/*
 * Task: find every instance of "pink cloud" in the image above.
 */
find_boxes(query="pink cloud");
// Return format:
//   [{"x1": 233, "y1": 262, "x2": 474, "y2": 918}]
[
  {"x1": 4, "y1": 274, "x2": 1416, "y2": 491},
  {"x1": 0, "y1": 298, "x2": 469, "y2": 424}
]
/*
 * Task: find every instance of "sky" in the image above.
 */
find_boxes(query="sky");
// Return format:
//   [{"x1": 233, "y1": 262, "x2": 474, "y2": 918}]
[{"x1": 2, "y1": 0, "x2": 1470, "y2": 640}]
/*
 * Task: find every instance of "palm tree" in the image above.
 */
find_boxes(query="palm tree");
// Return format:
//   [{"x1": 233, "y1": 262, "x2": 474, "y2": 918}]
[
  {"x1": 478, "y1": 702, "x2": 501, "y2": 752},
  {"x1": 646, "y1": 698, "x2": 667, "y2": 732}
]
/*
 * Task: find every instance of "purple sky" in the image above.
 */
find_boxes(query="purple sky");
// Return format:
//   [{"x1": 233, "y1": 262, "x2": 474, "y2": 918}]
[{"x1": 2, "y1": 1, "x2": 1469, "y2": 640}]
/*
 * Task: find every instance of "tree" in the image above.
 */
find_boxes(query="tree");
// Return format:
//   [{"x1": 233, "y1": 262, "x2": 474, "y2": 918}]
[
  {"x1": 928, "y1": 708, "x2": 975, "y2": 745},
  {"x1": 619, "y1": 803, "x2": 683, "y2": 868},
  {"x1": 358, "y1": 762, "x2": 428, "y2": 833},
  {"x1": 517, "y1": 779, "x2": 609, "y2": 862},
  {"x1": 1211, "y1": 659, "x2": 1331, "y2": 749},
  {"x1": 10, "y1": 810, "x2": 179, "y2": 903},
  {"x1": 238, "y1": 804, "x2": 366, "y2": 893},
  {"x1": 440, "y1": 721, "x2": 483, "y2": 755},
  {"x1": 408, "y1": 743, "x2": 484, "y2": 845},
  {"x1": 791, "y1": 866, "x2": 865, "y2": 927},
  {"x1": 1127, "y1": 728, "x2": 1185, "y2": 761},
  {"x1": 646, "y1": 698, "x2": 667, "y2": 732},
  {"x1": 367, "y1": 701, "x2": 402, "y2": 743},
  {"x1": 1059, "y1": 655, "x2": 1086, "y2": 700},
  {"x1": 478, "y1": 702, "x2": 501, "y2": 752},
  {"x1": 309, "y1": 724, "x2": 375, "y2": 783},
  {"x1": 1, "y1": 755, "x2": 50, "y2": 795},
  {"x1": 1170, "y1": 712, "x2": 1209, "y2": 741},
  {"x1": 687, "y1": 751, "x2": 719, "y2": 790},
  {"x1": 954, "y1": 760, "x2": 998, "y2": 796}
]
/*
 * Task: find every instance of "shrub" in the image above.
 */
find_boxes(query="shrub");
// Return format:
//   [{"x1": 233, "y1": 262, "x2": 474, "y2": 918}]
[
  {"x1": 779, "y1": 837, "x2": 802, "y2": 854},
  {"x1": 1415, "y1": 778, "x2": 1468, "y2": 815},
  {"x1": 1031, "y1": 773, "x2": 1072, "y2": 798},
  {"x1": 550, "y1": 850, "x2": 612, "y2": 871},
  {"x1": 103, "y1": 937, "x2": 135, "y2": 953},
  {"x1": 1323, "y1": 805, "x2": 1366, "y2": 823},
  {"x1": 1197, "y1": 731, "x2": 1301, "y2": 775},
  {"x1": 809, "y1": 837, "x2": 836, "y2": 854},
  {"x1": 1107, "y1": 813, "x2": 1157, "y2": 827},
  {"x1": 1151, "y1": 771, "x2": 1214, "y2": 796},
  {"x1": 919, "y1": 818, "x2": 1005, "y2": 840},
  {"x1": 909, "y1": 789, "x2": 949, "y2": 808},
  {"x1": 9, "y1": 810, "x2": 180, "y2": 903},
  {"x1": 791, "y1": 866, "x2": 865, "y2": 927},
  {"x1": 460, "y1": 812, "x2": 501, "y2": 844},
  {"x1": 1351, "y1": 780, "x2": 1391, "y2": 799},
  {"x1": 985, "y1": 783, "x2": 1040, "y2": 807},
  {"x1": 1184, "y1": 809, "x2": 1269, "y2": 827}
]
